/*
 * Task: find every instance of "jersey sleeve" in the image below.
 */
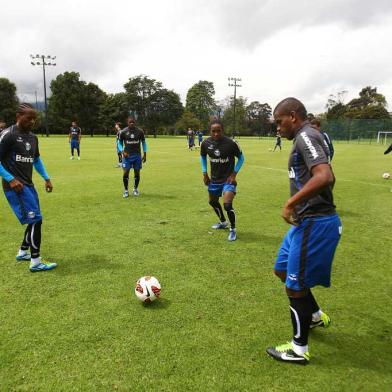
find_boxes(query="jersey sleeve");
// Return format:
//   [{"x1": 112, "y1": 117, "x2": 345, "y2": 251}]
[
  {"x1": 0, "y1": 130, "x2": 14, "y2": 162},
  {"x1": 140, "y1": 130, "x2": 145, "y2": 142},
  {"x1": 200, "y1": 140, "x2": 207, "y2": 156},
  {"x1": 232, "y1": 140, "x2": 241, "y2": 158},
  {"x1": 34, "y1": 135, "x2": 40, "y2": 159},
  {"x1": 297, "y1": 131, "x2": 329, "y2": 170}
]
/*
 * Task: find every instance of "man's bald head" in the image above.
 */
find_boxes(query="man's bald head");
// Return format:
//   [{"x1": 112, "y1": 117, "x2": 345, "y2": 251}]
[{"x1": 273, "y1": 97, "x2": 307, "y2": 120}]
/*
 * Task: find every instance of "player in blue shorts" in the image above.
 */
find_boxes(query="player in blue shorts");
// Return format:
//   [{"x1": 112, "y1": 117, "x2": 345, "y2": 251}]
[
  {"x1": 200, "y1": 120, "x2": 244, "y2": 241},
  {"x1": 117, "y1": 117, "x2": 147, "y2": 197},
  {"x1": 197, "y1": 130, "x2": 203, "y2": 148},
  {"x1": 0, "y1": 103, "x2": 57, "y2": 272},
  {"x1": 69, "y1": 121, "x2": 81, "y2": 160},
  {"x1": 265, "y1": 98, "x2": 341, "y2": 365},
  {"x1": 187, "y1": 128, "x2": 195, "y2": 150}
]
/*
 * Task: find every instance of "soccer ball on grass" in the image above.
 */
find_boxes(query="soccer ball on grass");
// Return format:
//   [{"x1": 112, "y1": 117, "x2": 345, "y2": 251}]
[
  {"x1": 135, "y1": 276, "x2": 161, "y2": 303},
  {"x1": 382, "y1": 172, "x2": 390, "y2": 180}
]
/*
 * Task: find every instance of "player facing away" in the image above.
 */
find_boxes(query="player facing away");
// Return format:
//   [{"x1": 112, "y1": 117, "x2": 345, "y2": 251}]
[
  {"x1": 0, "y1": 103, "x2": 57, "y2": 272},
  {"x1": 266, "y1": 98, "x2": 341, "y2": 365},
  {"x1": 310, "y1": 118, "x2": 334, "y2": 161},
  {"x1": 69, "y1": 121, "x2": 81, "y2": 160},
  {"x1": 114, "y1": 122, "x2": 122, "y2": 167},
  {"x1": 197, "y1": 130, "x2": 203, "y2": 147},
  {"x1": 273, "y1": 132, "x2": 282, "y2": 151},
  {"x1": 117, "y1": 117, "x2": 147, "y2": 197},
  {"x1": 200, "y1": 120, "x2": 244, "y2": 241},
  {"x1": 187, "y1": 128, "x2": 195, "y2": 150}
]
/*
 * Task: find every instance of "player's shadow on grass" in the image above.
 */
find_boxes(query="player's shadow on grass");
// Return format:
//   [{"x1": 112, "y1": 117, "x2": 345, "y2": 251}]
[
  {"x1": 55, "y1": 254, "x2": 121, "y2": 276},
  {"x1": 142, "y1": 298, "x2": 171, "y2": 310},
  {"x1": 311, "y1": 327, "x2": 391, "y2": 374}
]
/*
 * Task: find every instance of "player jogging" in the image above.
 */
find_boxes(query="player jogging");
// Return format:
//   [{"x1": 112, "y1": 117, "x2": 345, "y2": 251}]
[
  {"x1": 197, "y1": 130, "x2": 203, "y2": 147},
  {"x1": 200, "y1": 120, "x2": 244, "y2": 241},
  {"x1": 115, "y1": 122, "x2": 122, "y2": 167},
  {"x1": 187, "y1": 128, "x2": 195, "y2": 150},
  {"x1": 266, "y1": 97, "x2": 341, "y2": 365},
  {"x1": 117, "y1": 117, "x2": 147, "y2": 197},
  {"x1": 0, "y1": 103, "x2": 57, "y2": 272},
  {"x1": 273, "y1": 132, "x2": 282, "y2": 151},
  {"x1": 310, "y1": 118, "x2": 334, "y2": 161},
  {"x1": 69, "y1": 121, "x2": 81, "y2": 160}
]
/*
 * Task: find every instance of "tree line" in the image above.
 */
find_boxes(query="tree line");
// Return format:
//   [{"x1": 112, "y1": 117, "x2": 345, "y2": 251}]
[{"x1": 0, "y1": 74, "x2": 390, "y2": 137}]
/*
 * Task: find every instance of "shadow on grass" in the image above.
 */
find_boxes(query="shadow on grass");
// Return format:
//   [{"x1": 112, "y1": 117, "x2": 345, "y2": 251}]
[
  {"x1": 311, "y1": 326, "x2": 392, "y2": 374},
  {"x1": 142, "y1": 297, "x2": 171, "y2": 310},
  {"x1": 54, "y1": 254, "x2": 122, "y2": 276}
]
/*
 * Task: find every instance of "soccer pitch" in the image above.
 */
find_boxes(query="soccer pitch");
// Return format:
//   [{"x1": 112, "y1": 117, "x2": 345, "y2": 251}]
[{"x1": 1, "y1": 136, "x2": 391, "y2": 391}]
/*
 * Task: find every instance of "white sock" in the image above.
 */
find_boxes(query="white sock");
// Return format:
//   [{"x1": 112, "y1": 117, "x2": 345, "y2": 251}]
[
  {"x1": 292, "y1": 341, "x2": 309, "y2": 356},
  {"x1": 30, "y1": 257, "x2": 41, "y2": 266},
  {"x1": 312, "y1": 310, "x2": 322, "y2": 321},
  {"x1": 17, "y1": 249, "x2": 28, "y2": 256}
]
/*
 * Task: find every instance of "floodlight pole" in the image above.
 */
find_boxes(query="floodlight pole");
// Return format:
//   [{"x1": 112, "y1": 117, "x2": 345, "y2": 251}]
[
  {"x1": 228, "y1": 77, "x2": 242, "y2": 138},
  {"x1": 30, "y1": 54, "x2": 56, "y2": 137}
]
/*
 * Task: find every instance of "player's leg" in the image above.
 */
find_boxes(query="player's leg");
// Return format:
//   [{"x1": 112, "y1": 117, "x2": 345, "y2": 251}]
[
  {"x1": 223, "y1": 190, "x2": 236, "y2": 241},
  {"x1": 133, "y1": 169, "x2": 140, "y2": 196},
  {"x1": 76, "y1": 142, "x2": 80, "y2": 159},
  {"x1": 208, "y1": 191, "x2": 228, "y2": 229},
  {"x1": 122, "y1": 167, "x2": 130, "y2": 198},
  {"x1": 16, "y1": 225, "x2": 31, "y2": 261},
  {"x1": 70, "y1": 141, "x2": 75, "y2": 159}
]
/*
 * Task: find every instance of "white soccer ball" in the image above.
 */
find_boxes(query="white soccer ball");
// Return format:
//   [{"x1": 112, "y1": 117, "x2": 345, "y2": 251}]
[
  {"x1": 135, "y1": 276, "x2": 161, "y2": 303},
  {"x1": 382, "y1": 172, "x2": 390, "y2": 179}
]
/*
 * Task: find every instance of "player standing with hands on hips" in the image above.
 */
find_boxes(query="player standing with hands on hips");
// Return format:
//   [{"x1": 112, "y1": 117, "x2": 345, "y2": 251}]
[
  {"x1": 0, "y1": 103, "x2": 57, "y2": 272},
  {"x1": 117, "y1": 117, "x2": 147, "y2": 197},
  {"x1": 200, "y1": 120, "x2": 244, "y2": 241},
  {"x1": 266, "y1": 98, "x2": 341, "y2": 365},
  {"x1": 69, "y1": 121, "x2": 81, "y2": 160}
]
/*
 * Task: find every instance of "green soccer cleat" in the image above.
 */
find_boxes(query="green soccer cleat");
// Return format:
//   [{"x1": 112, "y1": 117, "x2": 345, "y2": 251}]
[
  {"x1": 30, "y1": 258, "x2": 57, "y2": 273},
  {"x1": 266, "y1": 342, "x2": 310, "y2": 365},
  {"x1": 310, "y1": 311, "x2": 331, "y2": 329}
]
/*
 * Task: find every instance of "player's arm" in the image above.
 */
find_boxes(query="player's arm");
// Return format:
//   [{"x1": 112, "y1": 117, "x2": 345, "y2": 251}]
[
  {"x1": 200, "y1": 141, "x2": 210, "y2": 185},
  {"x1": 33, "y1": 157, "x2": 53, "y2": 192},
  {"x1": 78, "y1": 128, "x2": 82, "y2": 143},
  {"x1": 141, "y1": 134, "x2": 147, "y2": 163},
  {"x1": 68, "y1": 129, "x2": 71, "y2": 143},
  {"x1": 227, "y1": 141, "x2": 244, "y2": 184}
]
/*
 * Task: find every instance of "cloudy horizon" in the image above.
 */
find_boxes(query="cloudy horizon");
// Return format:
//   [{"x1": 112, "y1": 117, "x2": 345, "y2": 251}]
[{"x1": 1, "y1": 0, "x2": 391, "y2": 114}]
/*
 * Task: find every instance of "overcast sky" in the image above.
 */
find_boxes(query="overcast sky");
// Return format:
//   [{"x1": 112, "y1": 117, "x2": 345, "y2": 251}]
[{"x1": 1, "y1": 0, "x2": 391, "y2": 114}]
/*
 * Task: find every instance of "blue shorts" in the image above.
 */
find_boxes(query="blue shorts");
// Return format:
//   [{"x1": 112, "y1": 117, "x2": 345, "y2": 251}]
[
  {"x1": 188, "y1": 139, "x2": 194, "y2": 147},
  {"x1": 208, "y1": 182, "x2": 236, "y2": 196},
  {"x1": 70, "y1": 140, "x2": 80, "y2": 149},
  {"x1": 122, "y1": 154, "x2": 142, "y2": 170},
  {"x1": 4, "y1": 185, "x2": 42, "y2": 225},
  {"x1": 275, "y1": 214, "x2": 342, "y2": 291}
]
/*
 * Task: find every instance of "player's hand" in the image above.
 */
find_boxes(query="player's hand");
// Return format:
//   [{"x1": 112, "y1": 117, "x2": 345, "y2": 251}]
[
  {"x1": 9, "y1": 178, "x2": 24, "y2": 193},
  {"x1": 45, "y1": 179, "x2": 53, "y2": 193},
  {"x1": 203, "y1": 173, "x2": 210, "y2": 186},
  {"x1": 142, "y1": 153, "x2": 147, "y2": 163},
  {"x1": 227, "y1": 173, "x2": 237, "y2": 185},
  {"x1": 282, "y1": 202, "x2": 298, "y2": 226},
  {"x1": 122, "y1": 151, "x2": 129, "y2": 158}
]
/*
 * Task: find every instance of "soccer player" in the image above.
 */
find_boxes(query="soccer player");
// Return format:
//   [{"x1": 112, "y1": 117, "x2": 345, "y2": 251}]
[
  {"x1": 114, "y1": 122, "x2": 122, "y2": 167},
  {"x1": 69, "y1": 121, "x2": 81, "y2": 160},
  {"x1": 273, "y1": 132, "x2": 282, "y2": 151},
  {"x1": 197, "y1": 130, "x2": 203, "y2": 147},
  {"x1": 266, "y1": 98, "x2": 341, "y2": 365},
  {"x1": 200, "y1": 120, "x2": 244, "y2": 241},
  {"x1": 187, "y1": 128, "x2": 195, "y2": 150},
  {"x1": 310, "y1": 118, "x2": 334, "y2": 161},
  {"x1": 117, "y1": 117, "x2": 147, "y2": 197},
  {"x1": 0, "y1": 103, "x2": 57, "y2": 272}
]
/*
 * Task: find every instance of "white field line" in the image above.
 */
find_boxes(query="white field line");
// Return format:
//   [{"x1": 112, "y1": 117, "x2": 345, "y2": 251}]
[{"x1": 249, "y1": 165, "x2": 391, "y2": 188}]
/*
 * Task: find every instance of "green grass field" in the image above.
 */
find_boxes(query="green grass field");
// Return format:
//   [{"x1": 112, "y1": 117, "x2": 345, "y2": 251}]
[{"x1": 1, "y1": 136, "x2": 391, "y2": 391}]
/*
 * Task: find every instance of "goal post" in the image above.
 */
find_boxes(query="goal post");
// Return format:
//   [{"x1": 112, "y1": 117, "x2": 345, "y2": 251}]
[{"x1": 377, "y1": 131, "x2": 392, "y2": 144}]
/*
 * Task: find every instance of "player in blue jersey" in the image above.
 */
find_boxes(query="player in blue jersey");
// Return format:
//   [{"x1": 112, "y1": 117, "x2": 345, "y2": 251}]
[
  {"x1": 310, "y1": 118, "x2": 334, "y2": 161},
  {"x1": 114, "y1": 122, "x2": 122, "y2": 167},
  {"x1": 187, "y1": 128, "x2": 195, "y2": 150},
  {"x1": 69, "y1": 121, "x2": 82, "y2": 160},
  {"x1": 266, "y1": 98, "x2": 341, "y2": 365},
  {"x1": 0, "y1": 103, "x2": 57, "y2": 272},
  {"x1": 197, "y1": 130, "x2": 203, "y2": 147},
  {"x1": 273, "y1": 132, "x2": 282, "y2": 151},
  {"x1": 200, "y1": 120, "x2": 244, "y2": 241},
  {"x1": 117, "y1": 117, "x2": 147, "y2": 197}
]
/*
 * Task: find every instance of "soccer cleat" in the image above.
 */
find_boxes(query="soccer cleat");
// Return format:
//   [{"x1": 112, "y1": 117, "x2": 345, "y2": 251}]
[
  {"x1": 228, "y1": 228, "x2": 237, "y2": 241},
  {"x1": 211, "y1": 221, "x2": 229, "y2": 230},
  {"x1": 310, "y1": 311, "x2": 331, "y2": 329},
  {"x1": 70, "y1": 156, "x2": 74, "y2": 160},
  {"x1": 123, "y1": 190, "x2": 129, "y2": 198},
  {"x1": 132, "y1": 189, "x2": 139, "y2": 196},
  {"x1": 266, "y1": 342, "x2": 310, "y2": 365},
  {"x1": 16, "y1": 253, "x2": 31, "y2": 261},
  {"x1": 30, "y1": 259, "x2": 57, "y2": 273}
]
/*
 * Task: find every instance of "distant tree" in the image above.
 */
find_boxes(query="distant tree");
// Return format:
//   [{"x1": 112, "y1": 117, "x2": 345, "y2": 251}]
[
  {"x1": 0, "y1": 78, "x2": 18, "y2": 126},
  {"x1": 185, "y1": 81, "x2": 216, "y2": 129},
  {"x1": 222, "y1": 96, "x2": 247, "y2": 136},
  {"x1": 246, "y1": 101, "x2": 272, "y2": 135},
  {"x1": 100, "y1": 92, "x2": 129, "y2": 132},
  {"x1": 176, "y1": 110, "x2": 201, "y2": 131}
]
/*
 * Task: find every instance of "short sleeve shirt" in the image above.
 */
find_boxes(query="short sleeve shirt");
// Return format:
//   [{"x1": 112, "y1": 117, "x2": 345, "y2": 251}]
[
  {"x1": 200, "y1": 136, "x2": 241, "y2": 183},
  {"x1": 289, "y1": 123, "x2": 335, "y2": 220},
  {"x1": 0, "y1": 125, "x2": 40, "y2": 191},
  {"x1": 69, "y1": 127, "x2": 81, "y2": 140},
  {"x1": 119, "y1": 127, "x2": 145, "y2": 155}
]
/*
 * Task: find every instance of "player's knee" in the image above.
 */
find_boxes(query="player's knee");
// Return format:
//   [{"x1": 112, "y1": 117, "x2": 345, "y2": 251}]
[
  {"x1": 223, "y1": 202, "x2": 233, "y2": 212},
  {"x1": 274, "y1": 269, "x2": 286, "y2": 282},
  {"x1": 286, "y1": 287, "x2": 308, "y2": 298},
  {"x1": 209, "y1": 199, "x2": 219, "y2": 207}
]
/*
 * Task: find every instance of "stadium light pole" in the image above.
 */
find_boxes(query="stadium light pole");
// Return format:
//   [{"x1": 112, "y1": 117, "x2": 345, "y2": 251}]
[
  {"x1": 30, "y1": 54, "x2": 56, "y2": 137},
  {"x1": 228, "y1": 77, "x2": 241, "y2": 137}
]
